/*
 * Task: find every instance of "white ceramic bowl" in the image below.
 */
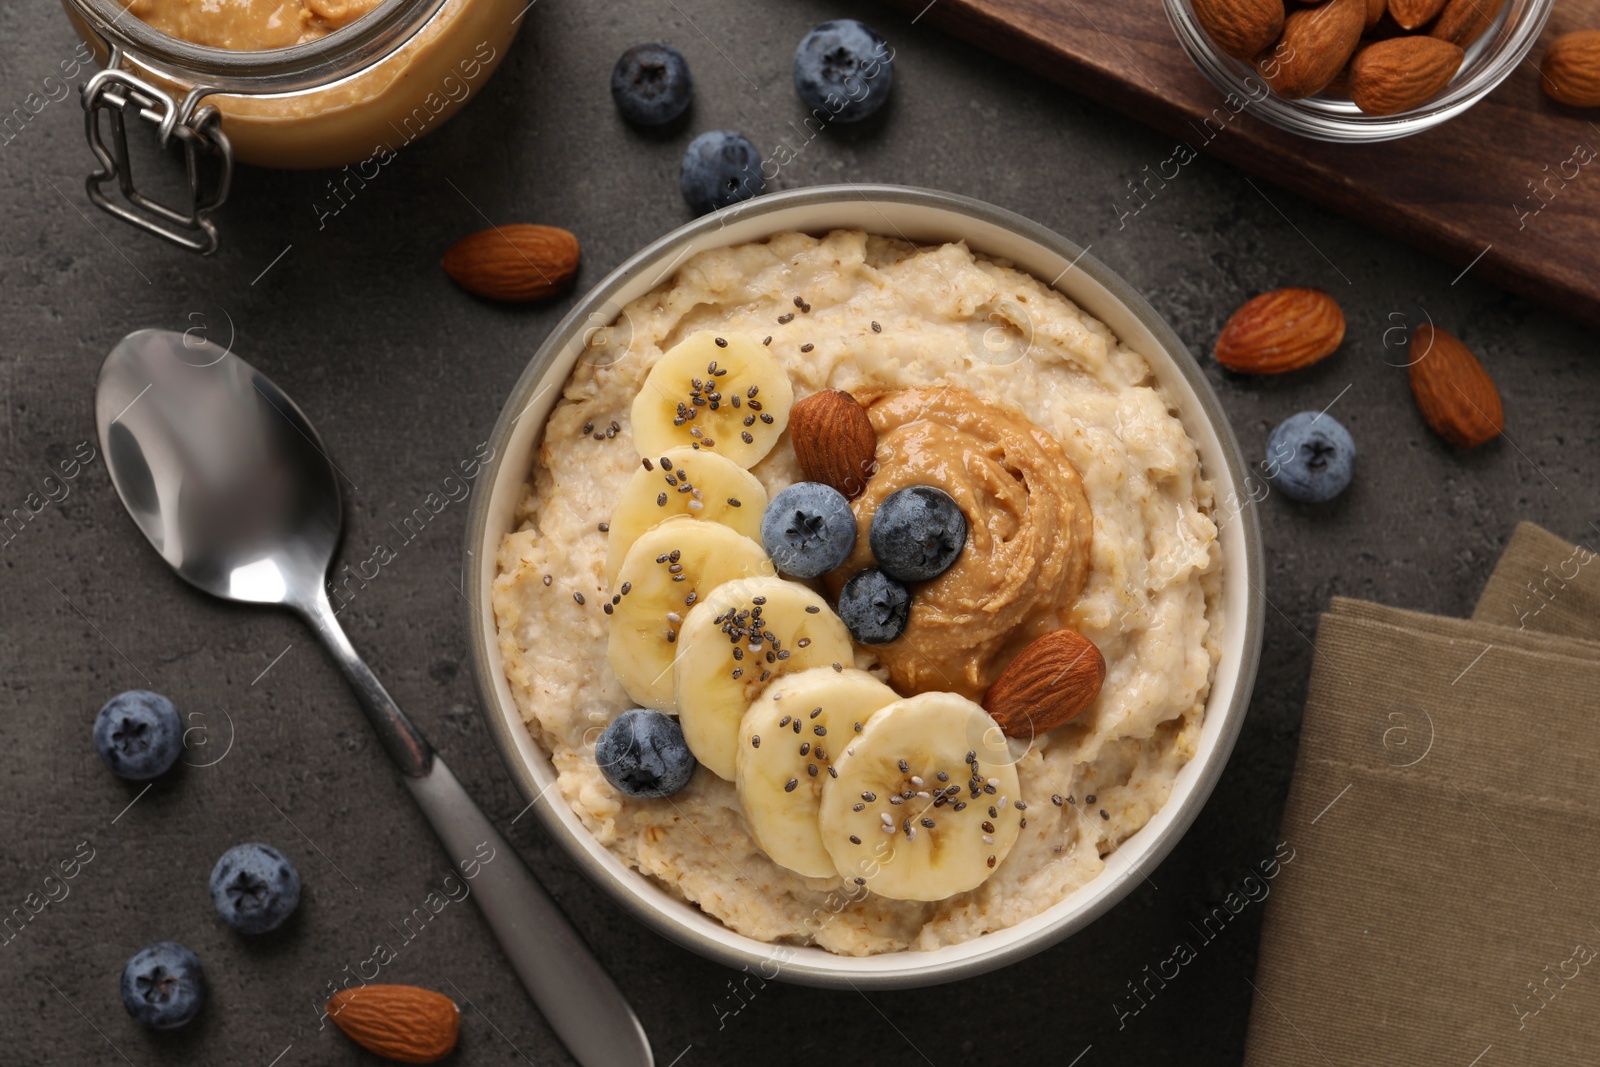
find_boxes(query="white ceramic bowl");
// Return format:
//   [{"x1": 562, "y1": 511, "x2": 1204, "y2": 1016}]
[{"x1": 464, "y1": 185, "x2": 1264, "y2": 989}]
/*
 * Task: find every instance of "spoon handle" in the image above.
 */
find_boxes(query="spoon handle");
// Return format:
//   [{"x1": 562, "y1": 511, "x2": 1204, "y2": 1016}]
[
  {"x1": 404, "y1": 758, "x2": 655, "y2": 1067},
  {"x1": 304, "y1": 591, "x2": 434, "y2": 778},
  {"x1": 301, "y1": 592, "x2": 654, "y2": 1067}
]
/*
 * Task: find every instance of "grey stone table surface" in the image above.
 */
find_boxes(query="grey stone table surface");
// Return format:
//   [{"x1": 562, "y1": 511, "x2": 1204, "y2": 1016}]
[{"x1": 2, "y1": 0, "x2": 1596, "y2": 1064}]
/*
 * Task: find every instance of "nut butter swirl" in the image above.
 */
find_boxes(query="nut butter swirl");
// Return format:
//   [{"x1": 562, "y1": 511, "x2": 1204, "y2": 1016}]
[{"x1": 828, "y1": 387, "x2": 1093, "y2": 701}]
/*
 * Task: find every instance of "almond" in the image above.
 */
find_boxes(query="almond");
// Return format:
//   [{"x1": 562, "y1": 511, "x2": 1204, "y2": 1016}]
[
  {"x1": 1214, "y1": 288, "x2": 1346, "y2": 373},
  {"x1": 1408, "y1": 324, "x2": 1504, "y2": 447},
  {"x1": 1430, "y1": 0, "x2": 1505, "y2": 48},
  {"x1": 1541, "y1": 31, "x2": 1600, "y2": 108},
  {"x1": 327, "y1": 985, "x2": 460, "y2": 1064},
  {"x1": 1256, "y1": 0, "x2": 1367, "y2": 99},
  {"x1": 983, "y1": 629, "x2": 1106, "y2": 739},
  {"x1": 789, "y1": 389, "x2": 878, "y2": 499},
  {"x1": 442, "y1": 224, "x2": 580, "y2": 302},
  {"x1": 1364, "y1": 0, "x2": 1387, "y2": 32},
  {"x1": 1348, "y1": 36, "x2": 1464, "y2": 115},
  {"x1": 1192, "y1": 0, "x2": 1284, "y2": 61},
  {"x1": 1388, "y1": 0, "x2": 1447, "y2": 31}
]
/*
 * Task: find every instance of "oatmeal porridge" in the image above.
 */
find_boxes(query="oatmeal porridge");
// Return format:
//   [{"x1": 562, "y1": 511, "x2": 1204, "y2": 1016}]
[{"x1": 492, "y1": 229, "x2": 1221, "y2": 955}]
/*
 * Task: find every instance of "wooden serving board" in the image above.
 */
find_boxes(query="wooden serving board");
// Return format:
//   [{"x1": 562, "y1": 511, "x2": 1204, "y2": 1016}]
[{"x1": 883, "y1": 0, "x2": 1600, "y2": 327}]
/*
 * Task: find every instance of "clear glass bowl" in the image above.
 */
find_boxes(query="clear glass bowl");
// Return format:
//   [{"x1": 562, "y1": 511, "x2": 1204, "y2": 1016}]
[{"x1": 1162, "y1": 0, "x2": 1553, "y2": 142}]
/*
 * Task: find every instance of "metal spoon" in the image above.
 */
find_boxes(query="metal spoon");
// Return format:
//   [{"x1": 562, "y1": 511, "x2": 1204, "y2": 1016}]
[{"x1": 95, "y1": 328, "x2": 653, "y2": 1067}]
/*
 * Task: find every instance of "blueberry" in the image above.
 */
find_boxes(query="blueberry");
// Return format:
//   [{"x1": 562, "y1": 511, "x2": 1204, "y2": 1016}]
[
  {"x1": 760, "y1": 482, "x2": 857, "y2": 579},
  {"x1": 679, "y1": 131, "x2": 764, "y2": 216},
  {"x1": 793, "y1": 20, "x2": 894, "y2": 123},
  {"x1": 595, "y1": 709, "x2": 697, "y2": 798},
  {"x1": 869, "y1": 485, "x2": 967, "y2": 582},
  {"x1": 1265, "y1": 412, "x2": 1356, "y2": 504},
  {"x1": 210, "y1": 842, "x2": 301, "y2": 935},
  {"x1": 93, "y1": 690, "x2": 182, "y2": 781},
  {"x1": 611, "y1": 43, "x2": 693, "y2": 126},
  {"x1": 120, "y1": 941, "x2": 205, "y2": 1030},
  {"x1": 837, "y1": 568, "x2": 911, "y2": 644}
]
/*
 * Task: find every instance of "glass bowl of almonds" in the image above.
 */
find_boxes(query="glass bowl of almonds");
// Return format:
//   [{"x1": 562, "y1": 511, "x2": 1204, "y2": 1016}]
[{"x1": 1164, "y1": 0, "x2": 1553, "y2": 141}]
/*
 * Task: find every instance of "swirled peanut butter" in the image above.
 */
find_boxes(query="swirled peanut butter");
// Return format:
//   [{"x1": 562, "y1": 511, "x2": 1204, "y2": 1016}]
[
  {"x1": 828, "y1": 386, "x2": 1094, "y2": 702},
  {"x1": 119, "y1": 0, "x2": 384, "y2": 50}
]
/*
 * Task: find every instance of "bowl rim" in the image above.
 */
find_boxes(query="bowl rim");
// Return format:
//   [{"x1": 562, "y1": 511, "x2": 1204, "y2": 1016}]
[{"x1": 462, "y1": 183, "x2": 1265, "y2": 988}]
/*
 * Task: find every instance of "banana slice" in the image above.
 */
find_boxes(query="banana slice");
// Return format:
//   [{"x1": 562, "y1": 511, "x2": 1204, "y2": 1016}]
[
  {"x1": 735, "y1": 668, "x2": 899, "y2": 877},
  {"x1": 605, "y1": 447, "x2": 769, "y2": 582},
  {"x1": 607, "y1": 517, "x2": 774, "y2": 710},
  {"x1": 674, "y1": 576, "x2": 854, "y2": 781},
  {"x1": 819, "y1": 692, "x2": 1023, "y2": 901},
  {"x1": 630, "y1": 332, "x2": 794, "y2": 468}
]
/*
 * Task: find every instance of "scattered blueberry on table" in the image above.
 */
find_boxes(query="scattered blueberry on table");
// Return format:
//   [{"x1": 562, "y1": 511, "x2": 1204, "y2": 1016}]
[
  {"x1": 595, "y1": 709, "x2": 697, "y2": 798},
  {"x1": 93, "y1": 690, "x2": 183, "y2": 781},
  {"x1": 793, "y1": 19, "x2": 894, "y2": 122},
  {"x1": 837, "y1": 567, "x2": 911, "y2": 644},
  {"x1": 210, "y1": 842, "x2": 302, "y2": 935},
  {"x1": 120, "y1": 941, "x2": 205, "y2": 1030},
  {"x1": 870, "y1": 485, "x2": 967, "y2": 582},
  {"x1": 611, "y1": 43, "x2": 693, "y2": 126},
  {"x1": 679, "y1": 130, "x2": 764, "y2": 215},
  {"x1": 760, "y1": 482, "x2": 857, "y2": 579},
  {"x1": 1265, "y1": 411, "x2": 1356, "y2": 504}
]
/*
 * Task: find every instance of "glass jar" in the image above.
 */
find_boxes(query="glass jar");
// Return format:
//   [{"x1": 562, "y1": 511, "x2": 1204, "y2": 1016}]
[
  {"x1": 63, "y1": 0, "x2": 525, "y2": 251},
  {"x1": 1162, "y1": 0, "x2": 1552, "y2": 142}
]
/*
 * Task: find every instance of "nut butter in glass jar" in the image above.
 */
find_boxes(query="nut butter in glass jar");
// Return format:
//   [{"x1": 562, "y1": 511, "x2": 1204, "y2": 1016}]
[{"x1": 63, "y1": 0, "x2": 525, "y2": 251}]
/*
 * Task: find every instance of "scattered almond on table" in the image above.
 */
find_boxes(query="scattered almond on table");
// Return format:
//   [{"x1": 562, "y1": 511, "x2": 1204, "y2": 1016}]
[
  {"x1": 442, "y1": 223, "x2": 580, "y2": 302},
  {"x1": 1540, "y1": 30, "x2": 1600, "y2": 108},
  {"x1": 1214, "y1": 287, "x2": 1346, "y2": 373},
  {"x1": 326, "y1": 984, "x2": 461, "y2": 1064},
  {"x1": 1407, "y1": 323, "x2": 1504, "y2": 447}
]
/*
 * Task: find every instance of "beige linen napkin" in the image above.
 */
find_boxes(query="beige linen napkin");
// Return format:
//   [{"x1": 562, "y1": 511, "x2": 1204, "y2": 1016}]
[{"x1": 1244, "y1": 523, "x2": 1600, "y2": 1065}]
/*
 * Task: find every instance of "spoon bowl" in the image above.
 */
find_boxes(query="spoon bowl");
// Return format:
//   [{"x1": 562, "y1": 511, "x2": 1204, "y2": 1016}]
[{"x1": 95, "y1": 328, "x2": 339, "y2": 609}]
